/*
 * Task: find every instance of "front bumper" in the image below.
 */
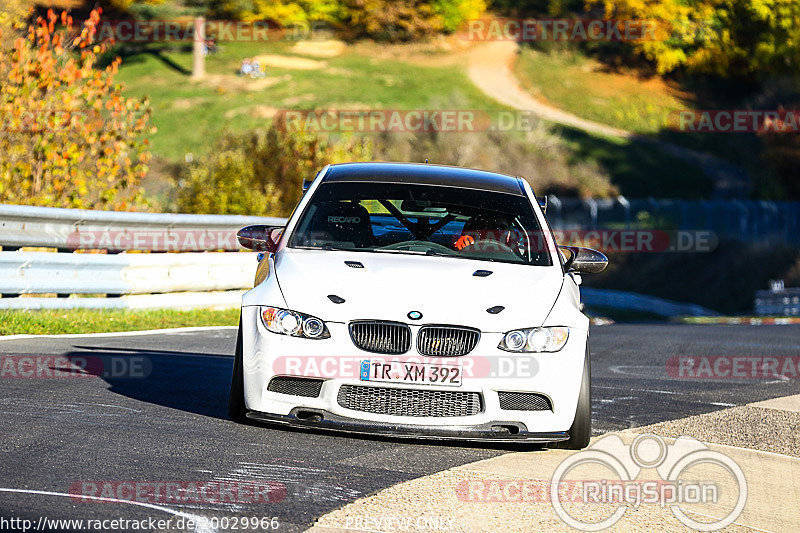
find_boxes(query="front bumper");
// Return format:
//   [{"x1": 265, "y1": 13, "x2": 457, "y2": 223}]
[
  {"x1": 246, "y1": 407, "x2": 568, "y2": 443},
  {"x1": 240, "y1": 306, "x2": 588, "y2": 439}
]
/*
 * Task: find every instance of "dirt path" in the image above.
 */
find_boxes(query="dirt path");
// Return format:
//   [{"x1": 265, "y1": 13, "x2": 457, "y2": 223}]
[{"x1": 467, "y1": 41, "x2": 750, "y2": 198}]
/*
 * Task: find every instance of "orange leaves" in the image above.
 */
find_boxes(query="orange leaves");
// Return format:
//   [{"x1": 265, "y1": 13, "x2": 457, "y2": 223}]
[{"x1": 0, "y1": 8, "x2": 151, "y2": 211}]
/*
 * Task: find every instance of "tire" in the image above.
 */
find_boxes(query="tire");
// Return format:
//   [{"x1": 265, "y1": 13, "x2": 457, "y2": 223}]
[
  {"x1": 555, "y1": 347, "x2": 591, "y2": 450},
  {"x1": 228, "y1": 317, "x2": 248, "y2": 423}
]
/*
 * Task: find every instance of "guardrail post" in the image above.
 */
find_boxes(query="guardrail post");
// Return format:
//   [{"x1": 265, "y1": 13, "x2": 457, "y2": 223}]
[
  {"x1": 547, "y1": 194, "x2": 562, "y2": 229},
  {"x1": 617, "y1": 195, "x2": 630, "y2": 230},
  {"x1": 584, "y1": 198, "x2": 598, "y2": 230}
]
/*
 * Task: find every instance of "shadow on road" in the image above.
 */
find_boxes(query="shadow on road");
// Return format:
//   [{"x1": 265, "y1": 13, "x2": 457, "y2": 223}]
[
  {"x1": 58, "y1": 345, "x2": 547, "y2": 451},
  {"x1": 61, "y1": 346, "x2": 234, "y2": 420}
]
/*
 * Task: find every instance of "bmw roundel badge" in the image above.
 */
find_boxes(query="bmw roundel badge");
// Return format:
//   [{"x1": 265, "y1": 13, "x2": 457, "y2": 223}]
[{"x1": 407, "y1": 311, "x2": 422, "y2": 320}]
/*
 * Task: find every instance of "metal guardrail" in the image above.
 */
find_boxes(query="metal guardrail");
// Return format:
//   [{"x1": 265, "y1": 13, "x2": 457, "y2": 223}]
[
  {"x1": 0, "y1": 251, "x2": 257, "y2": 309},
  {"x1": 755, "y1": 288, "x2": 800, "y2": 316},
  {"x1": 0, "y1": 204, "x2": 286, "y2": 251},
  {"x1": 0, "y1": 291, "x2": 248, "y2": 311},
  {"x1": 581, "y1": 287, "x2": 717, "y2": 317},
  {"x1": 2, "y1": 198, "x2": 798, "y2": 251},
  {"x1": 0, "y1": 199, "x2": 792, "y2": 312},
  {"x1": 546, "y1": 196, "x2": 800, "y2": 245},
  {"x1": 0, "y1": 252, "x2": 257, "y2": 295}
]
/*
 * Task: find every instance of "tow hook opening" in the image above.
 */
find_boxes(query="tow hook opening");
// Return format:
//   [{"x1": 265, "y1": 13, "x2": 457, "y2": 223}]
[
  {"x1": 491, "y1": 424, "x2": 520, "y2": 435},
  {"x1": 295, "y1": 410, "x2": 323, "y2": 422}
]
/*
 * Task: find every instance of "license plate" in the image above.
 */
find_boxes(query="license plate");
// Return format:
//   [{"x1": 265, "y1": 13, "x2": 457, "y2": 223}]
[{"x1": 360, "y1": 360, "x2": 462, "y2": 387}]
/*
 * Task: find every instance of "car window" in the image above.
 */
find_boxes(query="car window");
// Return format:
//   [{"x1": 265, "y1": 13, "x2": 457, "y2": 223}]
[{"x1": 289, "y1": 181, "x2": 552, "y2": 266}]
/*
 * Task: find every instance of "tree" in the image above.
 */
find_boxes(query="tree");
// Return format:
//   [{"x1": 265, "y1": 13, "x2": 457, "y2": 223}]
[
  {"x1": 586, "y1": 0, "x2": 800, "y2": 80},
  {"x1": 176, "y1": 125, "x2": 373, "y2": 216},
  {"x1": 209, "y1": 0, "x2": 486, "y2": 41},
  {"x1": 0, "y1": 8, "x2": 154, "y2": 210}
]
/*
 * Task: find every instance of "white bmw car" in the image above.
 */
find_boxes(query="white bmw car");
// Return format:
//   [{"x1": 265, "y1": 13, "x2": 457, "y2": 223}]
[{"x1": 229, "y1": 162, "x2": 607, "y2": 449}]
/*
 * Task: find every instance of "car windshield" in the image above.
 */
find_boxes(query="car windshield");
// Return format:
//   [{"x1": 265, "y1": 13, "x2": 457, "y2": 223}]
[{"x1": 289, "y1": 181, "x2": 552, "y2": 266}]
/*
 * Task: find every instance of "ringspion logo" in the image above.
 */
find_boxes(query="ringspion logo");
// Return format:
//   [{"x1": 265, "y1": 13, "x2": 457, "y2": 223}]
[{"x1": 550, "y1": 434, "x2": 747, "y2": 531}]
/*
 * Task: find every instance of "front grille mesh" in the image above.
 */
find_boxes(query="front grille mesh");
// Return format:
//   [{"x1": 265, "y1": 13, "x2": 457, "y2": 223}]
[
  {"x1": 267, "y1": 377, "x2": 323, "y2": 397},
  {"x1": 337, "y1": 384, "x2": 482, "y2": 417},
  {"x1": 349, "y1": 321, "x2": 411, "y2": 354},
  {"x1": 498, "y1": 391, "x2": 552, "y2": 411},
  {"x1": 417, "y1": 326, "x2": 480, "y2": 356}
]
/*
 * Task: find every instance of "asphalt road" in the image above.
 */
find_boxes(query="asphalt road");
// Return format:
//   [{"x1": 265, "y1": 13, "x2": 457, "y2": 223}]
[{"x1": 1, "y1": 324, "x2": 799, "y2": 532}]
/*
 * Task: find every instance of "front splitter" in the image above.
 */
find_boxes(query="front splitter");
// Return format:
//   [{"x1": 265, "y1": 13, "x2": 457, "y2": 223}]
[{"x1": 245, "y1": 408, "x2": 569, "y2": 444}]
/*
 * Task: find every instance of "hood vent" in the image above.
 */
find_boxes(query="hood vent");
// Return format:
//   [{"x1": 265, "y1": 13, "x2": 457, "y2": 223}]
[
  {"x1": 328, "y1": 295, "x2": 346, "y2": 304},
  {"x1": 486, "y1": 306, "x2": 505, "y2": 314},
  {"x1": 473, "y1": 270, "x2": 493, "y2": 277},
  {"x1": 345, "y1": 261, "x2": 364, "y2": 269}
]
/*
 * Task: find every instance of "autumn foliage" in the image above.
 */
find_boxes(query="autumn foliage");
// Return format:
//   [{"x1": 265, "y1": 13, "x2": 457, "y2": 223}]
[
  {"x1": 586, "y1": 0, "x2": 800, "y2": 80},
  {"x1": 0, "y1": 8, "x2": 153, "y2": 210}
]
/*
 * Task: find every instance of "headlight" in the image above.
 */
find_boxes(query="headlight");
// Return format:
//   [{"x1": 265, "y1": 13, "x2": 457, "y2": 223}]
[
  {"x1": 260, "y1": 307, "x2": 330, "y2": 339},
  {"x1": 499, "y1": 326, "x2": 569, "y2": 353}
]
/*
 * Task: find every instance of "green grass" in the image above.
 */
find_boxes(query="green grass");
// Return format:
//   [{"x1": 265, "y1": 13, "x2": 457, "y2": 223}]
[
  {"x1": 513, "y1": 45, "x2": 767, "y2": 192},
  {"x1": 116, "y1": 41, "x2": 505, "y2": 161},
  {"x1": 115, "y1": 39, "x2": 717, "y2": 200},
  {"x1": 514, "y1": 46, "x2": 689, "y2": 135},
  {"x1": 555, "y1": 126, "x2": 712, "y2": 198},
  {"x1": 0, "y1": 308, "x2": 240, "y2": 335}
]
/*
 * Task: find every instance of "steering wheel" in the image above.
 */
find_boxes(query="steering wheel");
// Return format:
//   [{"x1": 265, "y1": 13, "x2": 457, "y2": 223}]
[
  {"x1": 460, "y1": 237, "x2": 519, "y2": 259},
  {"x1": 380, "y1": 240, "x2": 455, "y2": 253}
]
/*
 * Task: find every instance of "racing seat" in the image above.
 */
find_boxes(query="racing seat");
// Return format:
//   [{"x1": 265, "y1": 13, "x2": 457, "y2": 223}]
[{"x1": 300, "y1": 201, "x2": 374, "y2": 248}]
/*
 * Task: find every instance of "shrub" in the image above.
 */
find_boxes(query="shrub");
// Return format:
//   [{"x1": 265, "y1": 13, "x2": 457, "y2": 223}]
[
  {"x1": 433, "y1": 0, "x2": 487, "y2": 33},
  {"x1": 586, "y1": 0, "x2": 800, "y2": 81},
  {"x1": 211, "y1": 0, "x2": 487, "y2": 41},
  {"x1": 0, "y1": 8, "x2": 153, "y2": 210},
  {"x1": 175, "y1": 125, "x2": 373, "y2": 216},
  {"x1": 372, "y1": 127, "x2": 616, "y2": 198}
]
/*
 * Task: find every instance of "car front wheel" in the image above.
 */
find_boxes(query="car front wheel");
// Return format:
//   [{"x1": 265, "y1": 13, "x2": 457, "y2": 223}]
[
  {"x1": 556, "y1": 347, "x2": 591, "y2": 450},
  {"x1": 228, "y1": 317, "x2": 248, "y2": 423}
]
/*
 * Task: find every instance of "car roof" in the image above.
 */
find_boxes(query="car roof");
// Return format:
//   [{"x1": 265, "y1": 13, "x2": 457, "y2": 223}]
[{"x1": 322, "y1": 162, "x2": 526, "y2": 196}]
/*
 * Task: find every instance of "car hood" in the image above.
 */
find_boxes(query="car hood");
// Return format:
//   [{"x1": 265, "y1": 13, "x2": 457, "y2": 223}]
[{"x1": 274, "y1": 248, "x2": 563, "y2": 331}]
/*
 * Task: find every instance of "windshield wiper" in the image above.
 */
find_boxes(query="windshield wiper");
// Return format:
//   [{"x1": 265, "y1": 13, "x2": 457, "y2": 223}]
[
  {"x1": 370, "y1": 248, "x2": 426, "y2": 255},
  {"x1": 296, "y1": 244, "x2": 367, "y2": 252}
]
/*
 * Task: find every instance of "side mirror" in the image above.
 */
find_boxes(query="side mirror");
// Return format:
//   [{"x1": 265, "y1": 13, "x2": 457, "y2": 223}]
[
  {"x1": 559, "y1": 246, "x2": 608, "y2": 274},
  {"x1": 237, "y1": 225, "x2": 284, "y2": 252}
]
